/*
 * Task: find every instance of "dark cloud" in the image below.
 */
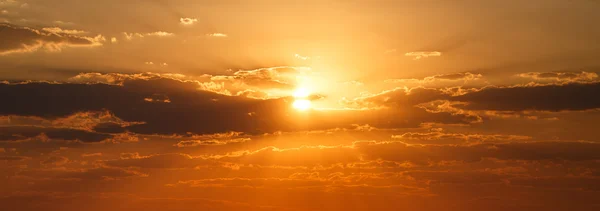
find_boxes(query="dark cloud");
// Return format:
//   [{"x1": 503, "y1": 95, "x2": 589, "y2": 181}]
[
  {"x1": 0, "y1": 23, "x2": 103, "y2": 55},
  {"x1": 351, "y1": 87, "x2": 449, "y2": 108},
  {"x1": 352, "y1": 81, "x2": 600, "y2": 113},
  {"x1": 517, "y1": 71, "x2": 598, "y2": 83},
  {"x1": 453, "y1": 82, "x2": 600, "y2": 111},
  {"x1": 92, "y1": 123, "x2": 128, "y2": 134},
  {"x1": 0, "y1": 126, "x2": 112, "y2": 142},
  {"x1": 0, "y1": 76, "x2": 474, "y2": 135}
]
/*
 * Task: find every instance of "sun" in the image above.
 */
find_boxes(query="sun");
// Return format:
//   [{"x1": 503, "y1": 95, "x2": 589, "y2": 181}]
[
  {"x1": 293, "y1": 99, "x2": 312, "y2": 111},
  {"x1": 292, "y1": 88, "x2": 312, "y2": 111}
]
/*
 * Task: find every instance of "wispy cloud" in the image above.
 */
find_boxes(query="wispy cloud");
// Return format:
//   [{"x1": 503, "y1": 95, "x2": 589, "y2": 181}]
[
  {"x1": 294, "y1": 54, "x2": 310, "y2": 60},
  {"x1": 123, "y1": 32, "x2": 144, "y2": 40},
  {"x1": 206, "y1": 33, "x2": 228, "y2": 38},
  {"x1": 180, "y1": 17, "x2": 198, "y2": 25},
  {"x1": 146, "y1": 31, "x2": 174, "y2": 37},
  {"x1": 42, "y1": 27, "x2": 87, "y2": 35},
  {"x1": 53, "y1": 20, "x2": 75, "y2": 26},
  {"x1": 405, "y1": 51, "x2": 442, "y2": 60},
  {"x1": 518, "y1": 71, "x2": 598, "y2": 83}
]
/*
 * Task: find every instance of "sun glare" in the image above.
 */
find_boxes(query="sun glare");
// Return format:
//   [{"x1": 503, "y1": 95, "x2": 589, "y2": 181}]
[
  {"x1": 293, "y1": 87, "x2": 311, "y2": 98},
  {"x1": 292, "y1": 87, "x2": 312, "y2": 111},
  {"x1": 293, "y1": 99, "x2": 312, "y2": 111}
]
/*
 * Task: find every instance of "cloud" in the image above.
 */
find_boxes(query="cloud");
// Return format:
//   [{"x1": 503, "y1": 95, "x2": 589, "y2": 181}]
[
  {"x1": 294, "y1": 54, "x2": 310, "y2": 60},
  {"x1": 66, "y1": 69, "x2": 306, "y2": 97},
  {"x1": 52, "y1": 20, "x2": 75, "y2": 26},
  {"x1": 0, "y1": 111, "x2": 143, "y2": 143},
  {"x1": 206, "y1": 33, "x2": 228, "y2": 38},
  {"x1": 391, "y1": 132, "x2": 531, "y2": 144},
  {"x1": 1, "y1": 110, "x2": 143, "y2": 132},
  {"x1": 0, "y1": 23, "x2": 104, "y2": 55},
  {"x1": 122, "y1": 31, "x2": 174, "y2": 40},
  {"x1": 404, "y1": 51, "x2": 442, "y2": 60},
  {"x1": 0, "y1": 73, "x2": 478, "y2": 135},
  {"x1": 213, "y1": 67, "x2": 301, "y2": 90},
  {"x1": 110, "y1": 37, "x2": 117, "y2": 43},
  {"x1": 518, "y1": 71, "x2": 598, "y2": 83},
  {"x1": 81, "y1": 153, "x2": 102, "y2": 157},
  {"x1": 385, "y1": 72, "x2": 483, "y2": 86},
  {"x1": 453, "y1": 82, "x2": 600, "y2": 111},
  {"x1": 123, "y1": 32, "x2": 144, "y2": 40},
  {"x1": 175, "y1": 138, "x2": 250, "y2": 148},
  {"x1": 0, "y1": 126, "x2": 113, "y2": 142},
  {"x1": 106, "y1": 153, "x2": 213, "y2": 169},
  {"x1": 146, "y1": 31, "x2": 174, "y2": 37},
  {"x1": 41, "y1": 156, "x2": 69, "y2": 166},
  {"x1": 42, "y1": 27, "x2": 87, "y2": 35},
  {"x1": 180, "y1": 17, "x2": 198, "y2": 25},
  {"x1": 342, "y1": 87, "x2": 451, "y2": 109},
  {"x1": 349, "y1": 80, "x2": 600, "y2": 114},
  {"x1": 429, "y1": 72, "x2": 483, "y2": 81}
]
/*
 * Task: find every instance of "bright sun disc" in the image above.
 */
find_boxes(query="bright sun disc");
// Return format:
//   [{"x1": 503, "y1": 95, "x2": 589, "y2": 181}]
[{"x1": 293, "y1": 99, "x2": 311, "y2": 111}]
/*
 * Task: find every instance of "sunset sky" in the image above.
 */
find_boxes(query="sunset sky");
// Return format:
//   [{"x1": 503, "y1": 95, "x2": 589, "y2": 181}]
[{"x1": 2, "y1": 0, "x2": 600, "y2": 210}]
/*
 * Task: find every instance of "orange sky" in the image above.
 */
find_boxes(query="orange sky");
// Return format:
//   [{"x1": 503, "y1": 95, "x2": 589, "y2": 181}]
[{"x1": 1, "y1": 1, "x2": 600, "y2": 211}]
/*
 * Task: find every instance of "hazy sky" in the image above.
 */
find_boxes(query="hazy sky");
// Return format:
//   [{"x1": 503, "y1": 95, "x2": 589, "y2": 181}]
[{"x1": 1, "y1": 1, "x2": 600, "y2": 211}]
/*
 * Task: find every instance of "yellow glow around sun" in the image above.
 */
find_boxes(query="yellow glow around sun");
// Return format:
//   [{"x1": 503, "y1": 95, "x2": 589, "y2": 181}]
[{"x1": 293, "y1": 99, "x2": 312, "y2": 111}]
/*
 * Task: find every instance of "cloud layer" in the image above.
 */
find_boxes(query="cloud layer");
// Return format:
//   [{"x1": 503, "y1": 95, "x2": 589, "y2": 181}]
[{"x1": 0, "y1": 23, "x2": 103, "y2": 55}]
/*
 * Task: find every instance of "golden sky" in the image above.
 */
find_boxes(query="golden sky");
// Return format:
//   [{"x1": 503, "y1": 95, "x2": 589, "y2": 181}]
[{"x1": 1, "y1": 0, "x2": 600, "y2": 210}]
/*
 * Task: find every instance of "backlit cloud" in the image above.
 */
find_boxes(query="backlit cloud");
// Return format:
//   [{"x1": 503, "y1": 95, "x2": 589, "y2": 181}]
[
  {"x1": 146, "y1": 31, "x2": 175, "y2": 37},
  {"x1": 518, "y1": 71, "x2": 598, "y2": 83},
  {"x1": 123, "y1": 32, "x2": 144, "y2": 40},
  {"x1": 180, "y1": 17, "x2": 198, "y2": 25},
  {"x1": 0, "y1": 23, "x2": 104, "y2": 55},
  {"x1": 42, "y1": 27, "x2": 87, "y2": 35},
  {"x1": 404, "y1": 51, "x2": 442, "y2": 60}
]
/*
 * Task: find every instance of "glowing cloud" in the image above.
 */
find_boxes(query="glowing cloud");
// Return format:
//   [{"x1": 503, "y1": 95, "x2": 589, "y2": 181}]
[
  {"x1": 294, "y1": 54, "x2": 310, "y2": 60},
  {"x1": 146, "y1": 31, "x2": 174, "y2": 37},
  {"x1": 405, "y1": 51, "x2": 442, "y2": 60},
  {"x1": 42, "y1": 27, "x2": 87, "y2": 35},
  {"x1": 180, "y1": 17, "x2": 198, "y2": 25},
  {"x1": 123, "y1": 32, "x2": 144, "y2": 40}
]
